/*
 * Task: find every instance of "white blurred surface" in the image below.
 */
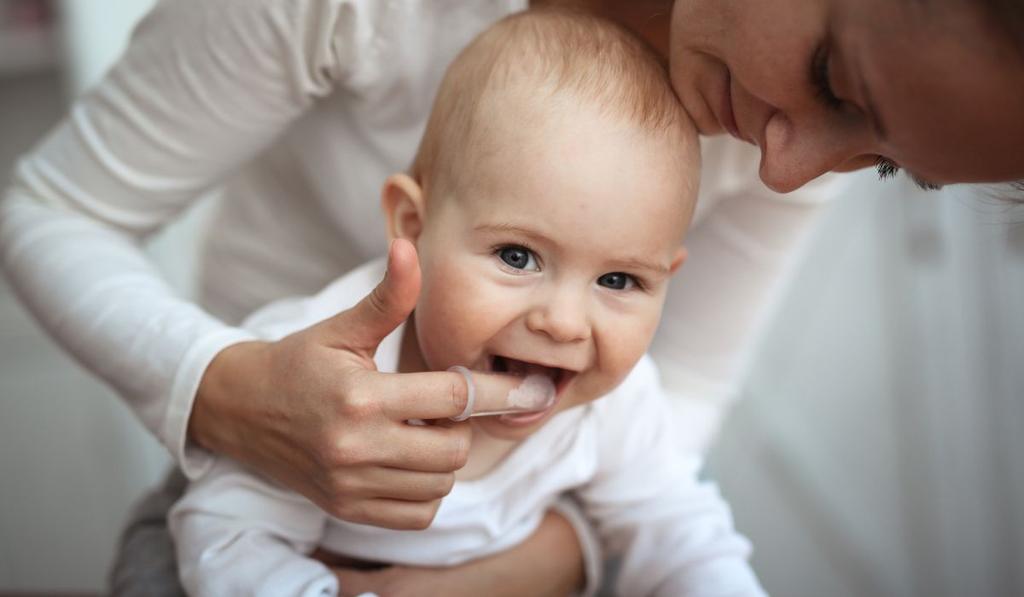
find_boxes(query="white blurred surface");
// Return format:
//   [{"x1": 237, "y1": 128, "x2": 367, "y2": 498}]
[
  {"x1": 0, "y1": 0, "x2": 197, "y2": 592},
  {"x1": 59, "y1": 0, "x2": 155, "y2": 95},
  {"x1": 712, "y1": 174, "x2": 1024, "y2": 597}
]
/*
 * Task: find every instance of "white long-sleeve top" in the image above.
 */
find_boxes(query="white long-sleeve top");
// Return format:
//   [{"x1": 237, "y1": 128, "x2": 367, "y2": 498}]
[
  {"x1": 0, "y1": 0, "x2": 838, "y2": 479},
  {"x1": 169, "y1": 258, "x2": 766, "y2": 597}
]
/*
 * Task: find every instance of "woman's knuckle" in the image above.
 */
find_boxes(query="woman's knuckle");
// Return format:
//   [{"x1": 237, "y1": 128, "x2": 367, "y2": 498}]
[
  {"x1": 339, "y1": 394, "x2": 370, "y2": 421},
  {"x1": 438, "y1": 473, "x2": 456, "y2": 496},
  {"x1": 336, "y1": 369, "x2": 364, "y2": 397},
  {"x1": 323, "y1": 435, "x2": 363, "y2": 467},
  {"x1": 450, "y1": 434, "x2": 470, "y2": 470},
  {"x1": 448, "y1": 375, "x2": 469, "y2": 413},
  {"x1": 328, "y1": 472, "x2": 359, "y2": 498},
  {"x1": 322, "y1": 492, "x2": 357, "y2": 520},
  {"x1": 409, "y1": 504, "x2": 438, "y2": 530}
]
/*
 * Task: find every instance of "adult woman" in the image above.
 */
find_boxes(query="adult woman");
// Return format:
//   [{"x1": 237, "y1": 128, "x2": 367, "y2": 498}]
[{"x1": 1, "y1": 0, "x2": 1021, "y2": 594}]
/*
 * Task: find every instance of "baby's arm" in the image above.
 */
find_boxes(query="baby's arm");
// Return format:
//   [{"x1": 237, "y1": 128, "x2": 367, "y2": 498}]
[
  {"x1": 577, "y1": 357, "x2": 767, "y2": 597},
  {"x1": 168, "y1": 458, "x2": 337, "y2": 597}
]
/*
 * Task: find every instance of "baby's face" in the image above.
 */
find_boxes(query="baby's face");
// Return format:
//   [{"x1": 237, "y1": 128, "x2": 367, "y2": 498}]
[{"x1": 412, "y1": 105, "x2": 696, "y2": 440}]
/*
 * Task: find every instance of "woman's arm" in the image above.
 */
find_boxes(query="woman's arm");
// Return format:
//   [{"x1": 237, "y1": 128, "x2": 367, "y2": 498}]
[
  {"x1": 0, "y1": 0, "x2": 363, "y2": 475},
  {"x1": 0, "y1": 0, "x2": 475, "y2": 529}
]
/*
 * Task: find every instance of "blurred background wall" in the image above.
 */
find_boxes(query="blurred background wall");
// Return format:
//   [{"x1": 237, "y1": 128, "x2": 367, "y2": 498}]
[
  {"x1": 1, "y1": 0, "x2": 197, "y2": 592},
  {"x1": 711, "y1": 176, "x2": 1024, "y2": 597},
  {"x1": 0, "y1": 2, "x2": 1021, "y2": 595}
]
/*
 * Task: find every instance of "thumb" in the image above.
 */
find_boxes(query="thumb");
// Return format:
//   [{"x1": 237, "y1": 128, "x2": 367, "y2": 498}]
[{"x1": 330, "y1": 239, "x2": 421, "y2": 355}]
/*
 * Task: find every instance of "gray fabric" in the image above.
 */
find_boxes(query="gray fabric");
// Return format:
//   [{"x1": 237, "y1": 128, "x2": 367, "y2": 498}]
[{"x1": 108, "y1": 468, "x2": 187, "y2": 597}]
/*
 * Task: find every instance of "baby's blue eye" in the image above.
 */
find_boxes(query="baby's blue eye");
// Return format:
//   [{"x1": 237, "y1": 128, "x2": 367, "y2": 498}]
[
  {"x1": 498, "y1": 246, "x2": 539, "y2": 271},
  {"x1": 597, "y1": 272, "x2": 634, "y2": 290}
]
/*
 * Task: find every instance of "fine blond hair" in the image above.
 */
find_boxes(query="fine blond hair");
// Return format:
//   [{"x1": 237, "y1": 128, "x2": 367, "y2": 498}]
[{"x1": 410, "y1": 8, "x2": 692, "y2": 196}]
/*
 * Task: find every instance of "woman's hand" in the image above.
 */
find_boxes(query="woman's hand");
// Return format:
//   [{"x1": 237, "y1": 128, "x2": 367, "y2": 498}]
[
  {"x1": 330, "y1": 509, "x2": 586, "y2": 597},
  {"x1": 189, "y1": 240, "x2": 520, "y2": 529}
]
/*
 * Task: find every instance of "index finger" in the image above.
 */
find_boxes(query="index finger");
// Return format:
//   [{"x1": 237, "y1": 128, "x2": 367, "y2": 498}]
[
  {"x1": 373, "y1": 370, "x2": 540, "y2": 420},
  {"x1": 372, "y1": 370, "x2": 471, "y2": 420}
]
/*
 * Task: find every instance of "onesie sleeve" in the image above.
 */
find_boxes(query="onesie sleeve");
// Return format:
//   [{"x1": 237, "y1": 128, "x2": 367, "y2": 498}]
[
  {"x1": 651, "y1": 137, "x2": 849, "y2": 454},
  {"x1": 578, "y1": 357, "x2": 767, "y2": 597},
  {"x1": 0, "y1": 0, "x2": 381, "y2": 478},
  {"x1": 168, "y1": 458, "x2": 336, "y2": 597}
]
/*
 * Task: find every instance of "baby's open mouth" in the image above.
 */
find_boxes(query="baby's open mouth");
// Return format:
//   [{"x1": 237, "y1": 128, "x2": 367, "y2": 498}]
[{"x1": 488, "y1": 355, "x2": 575, "y2": 396}]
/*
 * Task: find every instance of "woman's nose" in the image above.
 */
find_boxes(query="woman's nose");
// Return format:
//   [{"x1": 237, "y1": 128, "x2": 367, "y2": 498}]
[
  {"x1": 525, "y1": 287, "x2": 591, "y2": 344},
  {"x1": 758, "y1": 110, "x2": 874, "y2": 193}
]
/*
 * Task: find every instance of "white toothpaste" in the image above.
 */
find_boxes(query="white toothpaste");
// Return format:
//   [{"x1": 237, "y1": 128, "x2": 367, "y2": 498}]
[{"x1": 505, "y1": 374, "x2": 556, "y2": 410}]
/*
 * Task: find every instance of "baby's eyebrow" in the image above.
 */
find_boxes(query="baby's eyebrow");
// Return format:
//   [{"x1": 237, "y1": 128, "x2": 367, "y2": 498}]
[
  {"x1": 606, "y1": 257, "x2": 671, "y2": 276},
  {"x1": 474, "y1": 223, "x2": 549, "y2": 244}
]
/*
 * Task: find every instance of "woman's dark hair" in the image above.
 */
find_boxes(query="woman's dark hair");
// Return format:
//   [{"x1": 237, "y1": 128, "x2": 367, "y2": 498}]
[
  {"x1": 981, "y1": 0, "x2": 1024, "y2": 55},
  {"x1": 978, "y1": 1, "x2": 1024, "y2": 201}
]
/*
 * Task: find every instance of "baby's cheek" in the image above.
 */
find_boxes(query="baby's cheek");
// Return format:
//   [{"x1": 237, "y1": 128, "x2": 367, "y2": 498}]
[
  {"x1": 603, "y1": 310, "x2": 659, "y2": 362},
  {"x1": 604, "y1": 339, "x2": 649, "y2": 380}
]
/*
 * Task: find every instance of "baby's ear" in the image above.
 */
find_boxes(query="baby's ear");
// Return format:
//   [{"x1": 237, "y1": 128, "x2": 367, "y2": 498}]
[
  {"x1": 669, "y1": 246, "x2": 688, "y2": 275},
  {"x1": 381, "y1": 173, "x2": 426, "y2": 243}
]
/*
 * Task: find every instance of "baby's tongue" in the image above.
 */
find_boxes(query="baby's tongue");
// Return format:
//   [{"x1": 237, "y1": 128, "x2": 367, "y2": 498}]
[
  {"x1": 500, "y1": 358, "x2": 557, "y2": 411},
  {"x1": 504, "y1": 358, "x2": 549, "y2": 379}
]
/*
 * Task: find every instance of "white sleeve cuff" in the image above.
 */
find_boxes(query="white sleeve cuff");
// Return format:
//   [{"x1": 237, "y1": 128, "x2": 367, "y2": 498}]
[
  {"x1": 163, "y1": 327, "x2": 260, "y2": 480},
  {"x1": 551, "y1": 494, "x2": 604, "y2": 597}
]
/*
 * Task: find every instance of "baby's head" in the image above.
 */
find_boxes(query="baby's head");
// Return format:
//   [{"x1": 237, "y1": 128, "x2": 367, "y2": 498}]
[{"x1": 383, "y1": 9, "x2": 700, "y2": 439}]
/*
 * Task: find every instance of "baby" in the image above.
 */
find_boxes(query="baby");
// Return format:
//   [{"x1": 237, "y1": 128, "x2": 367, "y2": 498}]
[{"x1": 170, "y1": 9, "x2": 764, "y2": 597}]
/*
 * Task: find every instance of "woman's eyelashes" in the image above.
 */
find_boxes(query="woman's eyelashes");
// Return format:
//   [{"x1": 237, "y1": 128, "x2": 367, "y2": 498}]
[
  {"x1": 874, "y1": 156, "x2": 943, "y2": 191},
  {"x1": 875, "y1": 156, "x2": 900, "y2": 180}
]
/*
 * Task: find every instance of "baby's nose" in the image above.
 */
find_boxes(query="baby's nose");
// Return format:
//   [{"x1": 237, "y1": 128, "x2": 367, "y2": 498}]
[{"x1": 525, "y1": 288, "x2": 590, "y2": 343}]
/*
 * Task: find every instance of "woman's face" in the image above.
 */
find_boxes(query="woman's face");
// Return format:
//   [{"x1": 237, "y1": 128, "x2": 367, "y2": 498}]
[{"x1": 667, "y1": 0, "x2": 1024, "y2": 192}]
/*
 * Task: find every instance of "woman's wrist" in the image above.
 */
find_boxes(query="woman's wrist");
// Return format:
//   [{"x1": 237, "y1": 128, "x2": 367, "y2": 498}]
[{"x1": 188, "y1": 340, "x2": 272, "y2": 456}]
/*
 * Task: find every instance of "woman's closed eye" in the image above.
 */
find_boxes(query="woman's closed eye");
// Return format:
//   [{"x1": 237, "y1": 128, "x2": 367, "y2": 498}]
[
  {"x1": 496, "y1": 245, "x2": 540, "y2": 272},
  {"x1": 811, "y1": 43, "x2": 843, "y2": 111}
]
